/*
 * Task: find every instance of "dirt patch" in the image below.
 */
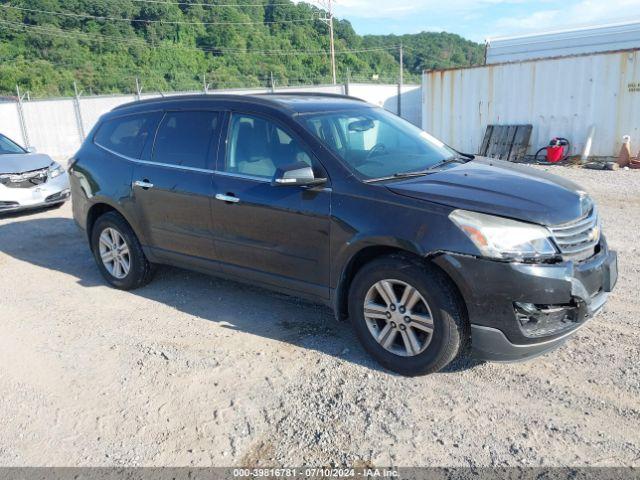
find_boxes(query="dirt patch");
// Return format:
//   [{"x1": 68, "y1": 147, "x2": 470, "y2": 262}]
[{"x1": 0, "y1": 166, "x2": 639, "y2": 467}]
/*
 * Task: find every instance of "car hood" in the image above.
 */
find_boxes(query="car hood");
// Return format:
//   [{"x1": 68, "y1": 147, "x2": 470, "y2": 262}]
[
  {"x1": 0, "y1": 153, "x2": 53, "y2": 174},
  {"x1": 386, "y1": 157, "x2": 587, "y2": 226}
]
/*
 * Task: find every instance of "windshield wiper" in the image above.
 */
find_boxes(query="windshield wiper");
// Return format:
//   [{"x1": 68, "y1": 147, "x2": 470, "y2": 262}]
[
  {"x1": 427, "y1": 156, "x2": 469, "y2": 171},
  {"x1": 389, "y1": 156, "x2": 466, "y2": 178},
  {"x1": 365, "y1": 155, "x2": 471, "y2": 183}
]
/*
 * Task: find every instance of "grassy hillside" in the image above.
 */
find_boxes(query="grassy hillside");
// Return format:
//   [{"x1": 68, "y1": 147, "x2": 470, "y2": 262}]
[{"x1": 0, "y1": 0, "x2": 484, "y2": 97}]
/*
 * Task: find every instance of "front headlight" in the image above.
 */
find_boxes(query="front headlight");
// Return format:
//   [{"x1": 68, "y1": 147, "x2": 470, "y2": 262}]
[
  {"x1": 449, "y1": 209, "x2": 558, "y2": 262},
  {"x1": 48, "y1": 162, "x2": 65, "y2": 179}
]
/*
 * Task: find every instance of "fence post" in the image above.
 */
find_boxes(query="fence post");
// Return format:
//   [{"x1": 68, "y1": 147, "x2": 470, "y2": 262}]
[
  {"x1": 397, "y1": 43, "x2": 404, "y2": 117},
  {"x1": 135, "y1": 77, "x2": 142, "y2": 101},
  {"x1": 269, "y1": 72, "x2": 276, "y2": 93},
  {"x1": 345, "y1": 67, "x2": 350, "y2": 96},
  {"x1": 203, "y1": 74, "x2": 209, "y2": 94},
  {"x1": 15, "y1": 85, "x2": 30, "y2": 148},
  {"x1": 73, "y1": 81, "x2": 86, "y2": 142}
]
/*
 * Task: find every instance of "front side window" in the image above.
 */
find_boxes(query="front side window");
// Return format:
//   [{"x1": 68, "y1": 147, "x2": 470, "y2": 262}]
[
  {"x1": 0, "y1": 134, "x2": 26, "y2": 155},
  {"x1": 94, "y1": 112, "x2": 162, "y2": 159},
  {"x1": 224, "y1": 114, "x2": 314, "y2": 179},
  {"x1": 153, "y1": 111, "x2": 221, "y2": 170},
  {"x1": 299, "y1": 107, "x2": 456, "y2": 180}
]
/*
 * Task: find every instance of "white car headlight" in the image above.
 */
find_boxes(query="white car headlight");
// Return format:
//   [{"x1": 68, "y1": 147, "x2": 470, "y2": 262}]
[
  {"x1": 48, "y1": 162, "x2": 65, "y2": 179},
  {"x1": 449, "y1": 209, "x2": 558, "y2": 262}
]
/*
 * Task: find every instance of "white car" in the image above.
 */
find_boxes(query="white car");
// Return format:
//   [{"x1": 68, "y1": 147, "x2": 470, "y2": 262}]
[{"x1": 0, "y1": 133, "x2": 70, "y2": 213}]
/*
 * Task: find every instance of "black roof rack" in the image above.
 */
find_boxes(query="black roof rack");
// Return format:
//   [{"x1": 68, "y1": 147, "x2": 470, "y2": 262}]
[{"x1": 258, "y1": 91, "x2": 367, "y2": 102}]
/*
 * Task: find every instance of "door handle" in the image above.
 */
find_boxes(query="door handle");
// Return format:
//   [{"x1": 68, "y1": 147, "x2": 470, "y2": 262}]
[
  {"x1": 133, "y1": 180, "x2": 154, "y2": 190},
  {"x1": 215, "y1": 193, "x2": 240, "y2": 204}
]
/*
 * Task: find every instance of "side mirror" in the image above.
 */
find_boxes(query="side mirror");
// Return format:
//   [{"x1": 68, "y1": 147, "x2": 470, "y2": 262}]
[
  {"x1": 272, "y1": 163, "x2": 327, "y2": 187},
  {"x1": 26, "y1": 146, "x2": 37, "y2": 153}
]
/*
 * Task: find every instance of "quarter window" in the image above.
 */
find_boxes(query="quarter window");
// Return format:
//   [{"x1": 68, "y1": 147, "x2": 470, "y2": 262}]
[
  {"x1": 153, "y1": 111, "x2": 221, "y2": 170},
  {"x1": 94, "y1": 112, "x2": 162, "y2": 159},
  {"x1": 224, "y1": 114, "x2": 313, "y2": 179}
]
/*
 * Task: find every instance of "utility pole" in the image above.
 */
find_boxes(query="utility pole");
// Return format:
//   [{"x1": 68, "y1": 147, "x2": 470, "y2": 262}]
[
  {"x1": 319, "y1": 0, "x2": 337, "y2": 85},
  {"x1": 398, "y1": 42, "x2": 404, "y2": 117},
  {"x1": 270, "y1": 72, "x2": 276, "y2": 93}
]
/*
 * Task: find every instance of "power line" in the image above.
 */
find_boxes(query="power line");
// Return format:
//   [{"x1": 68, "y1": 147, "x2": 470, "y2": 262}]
[
  {"x1": 0, "y1": 3, "x2": 318, "y2": 25},
  {"x1": 128, "y1": 0, "x2": 306, "y2": 7},
  {"x1": 0, "y1": 19, "x2": 403, "y2": 56}
]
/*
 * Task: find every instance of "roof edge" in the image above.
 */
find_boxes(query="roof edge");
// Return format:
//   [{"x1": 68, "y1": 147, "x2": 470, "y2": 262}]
[{"x1": 423, "y1": 46, "x2": 640, "y2": 75}]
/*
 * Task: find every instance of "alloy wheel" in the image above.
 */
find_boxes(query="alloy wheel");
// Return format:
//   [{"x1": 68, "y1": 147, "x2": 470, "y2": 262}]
[
  {"x1": 98, "y1": 227, "x2": 131, "y2": 279},
  {"x1": 363, "y1": 279, "x2": 435, "y2": 357}
]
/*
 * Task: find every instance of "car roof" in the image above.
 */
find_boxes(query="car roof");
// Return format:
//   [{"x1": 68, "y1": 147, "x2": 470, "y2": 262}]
[{"x1": 111, "y1": 92, "x2": 371, "y2": 116}]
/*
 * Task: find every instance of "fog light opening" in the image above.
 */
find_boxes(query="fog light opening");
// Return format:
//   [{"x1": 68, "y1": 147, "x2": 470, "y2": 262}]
[{"x1": 514, "y1": 302, "x2": 578, "y2": 338}]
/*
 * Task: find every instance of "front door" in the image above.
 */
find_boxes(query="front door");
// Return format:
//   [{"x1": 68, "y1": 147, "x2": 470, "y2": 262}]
[
  {"x1": 132, "y1": 110, "x2": 222, "y2": 261},
  {"x1": 211, "y1": 113, "x2": 331, "y2": 298}
]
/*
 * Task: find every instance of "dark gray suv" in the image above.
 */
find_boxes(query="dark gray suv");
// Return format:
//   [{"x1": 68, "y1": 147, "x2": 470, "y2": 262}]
[{"x1": 69, "y1": 93, "x2": 618, "y2": 376}]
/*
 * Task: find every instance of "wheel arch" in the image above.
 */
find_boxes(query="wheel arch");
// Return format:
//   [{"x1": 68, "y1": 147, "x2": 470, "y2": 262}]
[
  {"x1": 333, "y1": 244, "x2": 469, "y2": 324},
  {"x1": 85, "y1": 200, "x2": 138, "y2": 243}
]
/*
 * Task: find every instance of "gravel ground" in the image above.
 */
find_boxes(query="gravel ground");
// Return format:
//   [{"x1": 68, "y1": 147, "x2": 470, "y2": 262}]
[{"x1": 0, "y1": 165, "x2": 639, "y2": 467}]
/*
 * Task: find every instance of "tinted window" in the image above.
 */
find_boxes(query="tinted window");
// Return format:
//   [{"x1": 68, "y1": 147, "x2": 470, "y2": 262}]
[
  {"x1": 153, "y1": 111, "x2": 220, "y2": 170},
  {"x1": 225, "y1": 114, "x2": 313, "y2": 179},
  {"x1": 0, "y1": 134, "x2": 25, "y2": 155},
  {"x1": 94, "y1": 113, "x2": 161, "y2": 159}
]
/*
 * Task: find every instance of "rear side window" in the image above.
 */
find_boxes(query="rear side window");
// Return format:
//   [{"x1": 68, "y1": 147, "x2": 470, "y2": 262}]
[
  {"x1": 94, "y1": 112, "x2": 162, "y2": 159},
  {"x1": 152, "y1": 111, "x2": 221, "y2": 170}
]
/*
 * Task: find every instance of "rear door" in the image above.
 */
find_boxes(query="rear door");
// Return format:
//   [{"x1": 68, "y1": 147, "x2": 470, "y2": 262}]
[
  {"x1": 131, "y1": 110, "x2": 222, "y2": 262},
  {"x1": 211, "y1": 112, "x2": 331, "y2": 299}
]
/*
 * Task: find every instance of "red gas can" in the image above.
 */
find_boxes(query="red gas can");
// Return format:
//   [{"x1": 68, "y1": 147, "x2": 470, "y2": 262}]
[
  {"x1": 546, "y1": 138, "x2": 569, "y2": 163},
  {"x1": 546, "y1": 145, "x2": 565, "y2": 162}
]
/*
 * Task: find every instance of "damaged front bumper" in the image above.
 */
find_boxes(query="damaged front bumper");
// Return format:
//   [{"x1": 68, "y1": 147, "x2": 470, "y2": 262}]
[
  {"x1": 0, "y1": 171, "x2": 70, "y2": 213},
  {"x1": 433, "y1": 241, "x2": 618, "y2": 362}
]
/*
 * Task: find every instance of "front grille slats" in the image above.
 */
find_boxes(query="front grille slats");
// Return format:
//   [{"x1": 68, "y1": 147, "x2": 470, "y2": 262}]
[
  {"x1": 553, "y1": 231, "x2": 594, "y2": 243},
  {"x1": 551, "y1": 215, "x2": 595, "y2": 232},
  {"x1": 0, "y1": 168, "x2": 48, "y2": 189},
  {"x1": 549, "y1": 208, "x2": 600, "y2": 262}
]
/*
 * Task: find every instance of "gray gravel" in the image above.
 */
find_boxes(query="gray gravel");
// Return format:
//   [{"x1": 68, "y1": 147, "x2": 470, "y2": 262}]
[{"x1": 0, "y1": 165, "x2": 639, "y2": 467}]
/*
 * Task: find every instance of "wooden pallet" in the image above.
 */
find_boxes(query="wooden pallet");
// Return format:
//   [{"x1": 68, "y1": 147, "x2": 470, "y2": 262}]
[{"x1": 479, "y1": 124, "x2": 533, "y2": 162}]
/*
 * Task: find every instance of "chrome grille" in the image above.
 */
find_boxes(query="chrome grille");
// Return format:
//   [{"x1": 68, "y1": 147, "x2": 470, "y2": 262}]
[
  {"x1": 0, "y1": 168, "x2": 48, "y2": 189},
  {"x1": 549, "y1": 208, "x2": 600, "y2": 262}
]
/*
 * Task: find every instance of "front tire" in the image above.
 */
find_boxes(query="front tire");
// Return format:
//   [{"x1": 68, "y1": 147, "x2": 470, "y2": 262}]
[
  {"x1": 90, "y1": 211, "x2": 155, "y2": 290},
  {"x1": 349, "y1": 255, "x2": 469, "y2": 376}
]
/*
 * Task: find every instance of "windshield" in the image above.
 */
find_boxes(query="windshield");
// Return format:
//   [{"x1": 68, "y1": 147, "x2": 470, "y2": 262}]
[
  {"x1": 0, "y1": 134, "x2": 26, "y2": 155},
  {"x1": 298, "y1": 107, "x2": 457, "y2": 180}
]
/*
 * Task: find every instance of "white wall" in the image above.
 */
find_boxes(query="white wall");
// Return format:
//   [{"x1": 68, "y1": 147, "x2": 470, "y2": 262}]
[
  {"x1": 349, "y1": 84, "x2": 422, "y2": 127},
  {"x1": 0, "y1": 102, "x2": 25, "y2": 145},
  {"x1": 80, "y1": 95, "x2": 137, "y2": 136},
  {"x1": 2, "y1": 84, "x2": 421, "y2": 160},
  {"x1": 423, "y1": 49, "x2": 640, "y2": 158},
  {"x1": 21, "y1": 99, "x2": 80, "y2": 159}
]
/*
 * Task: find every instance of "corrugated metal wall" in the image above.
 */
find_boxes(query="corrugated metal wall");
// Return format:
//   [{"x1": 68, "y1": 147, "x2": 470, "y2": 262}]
[
  {"x1": 486, "y1": 21, "x2": 640, "y2": 64},
  {"x1": 422, "y1": 49, "x2": 640, "y2": 158}
]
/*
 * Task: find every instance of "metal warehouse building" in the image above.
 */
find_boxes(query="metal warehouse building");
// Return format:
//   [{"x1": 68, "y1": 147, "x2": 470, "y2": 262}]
[{"x1": 422, "y1": 21, "x2": 640, "y2": 159}]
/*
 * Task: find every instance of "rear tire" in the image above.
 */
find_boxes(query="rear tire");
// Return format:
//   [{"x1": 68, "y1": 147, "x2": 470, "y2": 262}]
[
  {"x1": 90, "y1": 211, "x2": 155, "y2": 290},
  {"x1": 349, "y1": 255, "x2": 469, "y2": 376}
]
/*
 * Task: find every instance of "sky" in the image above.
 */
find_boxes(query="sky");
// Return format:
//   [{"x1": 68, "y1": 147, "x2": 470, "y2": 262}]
[{"x1": 322, "y1": 0, "x2": 640, "y2": 42}]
